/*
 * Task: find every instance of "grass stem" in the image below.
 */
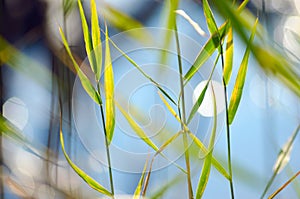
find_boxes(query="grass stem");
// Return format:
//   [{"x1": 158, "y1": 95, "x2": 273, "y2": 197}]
[
  {"x1": 97, "y1": 83, "x2": 115, "y2": 198},
  {"x1": 221, "y1": 43, "x2": 235, "y2": 199},
  {"x1": 174, "y1": 23, "x2": 194, "y2": 199}
]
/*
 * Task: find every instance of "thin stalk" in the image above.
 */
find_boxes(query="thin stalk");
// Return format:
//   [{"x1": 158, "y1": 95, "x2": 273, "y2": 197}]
[
  {"x1": 220, "y1": 43, "x2": 235, "y2": 199},
  {"x1": 0, "y1": 51, "x2": 4, "y2": 199},
  {"x1": 174, "y1": 23, "x2": 193, "y2": 199},
  {"x1": 97, "y1": 83, "x2": 115, "y2": 198}
]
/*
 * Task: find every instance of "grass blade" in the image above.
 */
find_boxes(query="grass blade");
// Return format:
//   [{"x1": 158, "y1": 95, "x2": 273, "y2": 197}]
[
  {"x1": 104, "y1": 24, "x2": 115, "y2": 145},
  {"x1": 184, "y1": 22, "x2": 229, "y2": 83},
  {"x1": 63, "y1": 0, "x2": 76, "y2": 16},
  {"x1": 91, "y1": 0, "x2": 102, "y2": 81},
  {"x1": 115, "y1": 102, "x2": 158, "y2": 151},
  {"x1": 268, "y1": 170, "x2": 300, "y2": 199},
  {"x1": 228, "y1": 19, "x2": 258, "y2": 124},
  {"x1": 224, "y1": 27, "x2": 234, "y2": 85},
  {"x1": 195, "y1": 85, "x2": 218, "y2": 198},
  {"x1": 60, "y1": 126, "x2": 112, "y2": 196},
  {"x1": 77, "y1": 0, "x2": 94, "y2": 72},
  {"x1": 203, "y1": 0, "x2": 220, "y2": 51},
  {"x1": 186, "y1": 54, "x2": 220, "y2": 124},
  {"x1": 184, "y1": 0, "x2": 250, "y2": 84},
  {"x1": 59, "y1": 27, "x2": 102, "y2": 105},
  {"x1": 134, "y1": 159, "x2": 149, "y2": 199},
  {"x1": 260, "y1": 125, "x2": 300, "y2": 199}
]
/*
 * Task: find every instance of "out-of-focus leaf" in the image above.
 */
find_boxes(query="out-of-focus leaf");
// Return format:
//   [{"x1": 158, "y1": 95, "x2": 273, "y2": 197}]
[
  {"x1": 289, "y1": 29, "x2": 300, "y2": 44},
  {"x1": 268, "y1": 170, "x2": 300, "y2": 199},
  {"x1": 195, "y1": 85, "x2": 218, "y2": 198},
  {"x1": 0, "y1": 37, "x2": 52, "y2": 91},
  {"x1": 186, "y1": 54, "x2": 219, "y2": 124},
  {"x1": 184, "y1": 22, "x2": 229, "y2": 83},
  {"x1": 108, "y1": 38, "x2": 177, "y2": 105},
  {"x1": 101, "y1": 4, "x2": 150, "y2": 43},
  {"x1": 115, "y1": 102, "x2": 158, "y2": 151},
  {"x1": 224, "y1": 27, "x2": 234, "y2": 85},
  {"x1": 228, "y1": 19, "x2": 257, "y2": 124},
  {"x1": 175, "y1": 10, "x2": 207, "y2": 36},
  {"x1": 63, "y1": 0, "x2": 76, "y2": 16},
  {"x1": 60, "y1": 127, "x2": 112, "y2": 196},
  {"x1": 273, "y1": 138, "x2": 293, "y2": 174},
  {"x1": 0, "y1": 115, "x2": 27, "y2": 145},
  {"x1": 91, "y1": 0, "x2": 102, "y2": 81},
  {"x1": 133, "y1": 159, "x2": 149, "y2": 199},
  {"x1": 104, "y1": 24, "x2": 115, "y2": 145},
  {"x1": 77, "y1": 0, "x2": 94, "y2": 72},
  {"x1": 252, "y1": 46, "x2": 300, "y2": 98},
  {"x1": 260, "y1": 125, "x2": 300, "y2": 198},
  {"x1": 59, "y1": 27, "x2": 102, "y2": 105},
  {"x1": 161, "y1": 0, "x2": 180, "y2": 64}
]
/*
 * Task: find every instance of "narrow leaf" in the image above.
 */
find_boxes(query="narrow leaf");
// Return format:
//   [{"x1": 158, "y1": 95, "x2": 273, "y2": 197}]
[
  {"x1": 184, "y1": 0, "x2": 250, "y2": 83},
  {"x1": 186, "y1": 54, "x2": 220, "y2": 124},
  {"x1": 91, "y1": 0, "x2": 102, "y2": 80},
  {"x1": 134, "y1": 159, "x2": 149, "y2": 199},
  {"x1": 77, "y1": 0, "x2": 94, "y2": 71},
  {"x1": 228, "y1": 19, "x2": 258, "y2": 124},
  {"x1": 60, "y1": 128, "x2": 112, "y2": 196},
  {"x1": 184, "y1": 22, "x2": 230, "y2": 83},
  {"x1": 224, "y1": 27, "x2": 234, "y2": 85},
  {"x1": 63, "y1": 0, "x2": 76, "y2": 16},
  {"x1": 196, "y1": 85, "x2": 218, "y2": 198},
  {"x1": 59, "y1": 27, "x2": 102, "y2": 105},
  {"x1": 104, "y1": 24, "x2": 115, "y2": 145},
  {"x1": 175, "y1": 10, "x2": 207, "y2": 36},
  {"x1": 115, "y1": 102, "x2": 158, "y2": 151}
]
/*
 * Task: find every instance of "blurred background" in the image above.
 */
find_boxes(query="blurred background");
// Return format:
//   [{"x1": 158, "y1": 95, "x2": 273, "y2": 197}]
[{"x1": 0, "y1": 0, "x2": 299, "y2": 198}]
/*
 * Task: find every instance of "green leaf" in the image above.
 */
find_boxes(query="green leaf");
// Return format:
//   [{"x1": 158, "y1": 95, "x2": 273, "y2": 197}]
[
  {"x1": 77, "y1": 0, "x2": 94, "y2": 71},
  {"x1": 108, "y1": 38, "x2": 177, "y2": 105},
  {"x1": 63, "y1": 0, "x2": 76, "y2": 16},
  {"x1": 133, "y1": 159, "x2": 149, "y2": 199},
  {"x1": 184, "y1": 22, "x2": 230, "y2": 84},
  {"x1": 203, "y1": 0, "x2": 220, "y2": 50},
  {"x1": 91, "y1": 0, "x2": 102, "y2": 81},
  {"x1": 60, "y1": 127, "x2": 112, "y2": 196},
  {"x1": 224, "y1": 27, "x2": 234, "y2": 85},
  {"x1": 115, "y1": 102, "x2": 158, "y2": 151},
  {"x1": 104, "y1": 24, "x2": 115, "y2": 145},
  {"x1": 184, "y1": 0, "x2": 251, "y2": 84},
  {"x1": 186, "y1": 54, "x2": 220, "y2": 124},
  {"x1": 228, "y1": 19, "x2": 258, "y2": 124},
  {"x1": 101, "y1": 4, "x2": 149, "y2": 43},
  {"x1": 195, "y1": 83, "x2": 218, "y2": 198},
  {"x1": 59, "y1": 27, "x2": 102, "y2": 105}
]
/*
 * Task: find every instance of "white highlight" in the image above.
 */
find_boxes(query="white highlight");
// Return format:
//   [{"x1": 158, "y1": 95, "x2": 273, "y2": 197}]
[{"x1": 192, "y1": 80, "x2": 225, "y2": 117}]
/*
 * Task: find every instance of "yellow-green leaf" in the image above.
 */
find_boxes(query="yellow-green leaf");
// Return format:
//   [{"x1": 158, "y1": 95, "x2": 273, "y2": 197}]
[
  {"x1": 59, "y1": 27, "x2": 102, "y2": 105},
  {"x1": 133, "y1": 159, "x2": 149, "y2": 199},
  {"x1": 60, "y1": 127, "x2": 112, "y2": 196},
  {"x1": 116, "y1": 102, "x2": 158, "y2": 151},
  {"x1": 91, "y1": 0, "x2": 102, "y2": 81},
  {"x1": 77, "y1": 0, "x2": 94, "y2": 70},
  {"x1": 104, "y1": 24, "x2": 115, "y2": 145},
  {"x1": 224, "y1": 27, "x2": 234, "y2": 85},
  {"x1": 228, "y1": 19, "x2": 258, "y2": 124},
  {"x1": 196, "y1": 84, "x2": 218, "y2": 198}
]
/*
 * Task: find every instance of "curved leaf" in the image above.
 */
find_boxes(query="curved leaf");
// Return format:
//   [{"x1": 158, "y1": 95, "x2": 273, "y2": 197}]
[
  {"x1": 228, "y1": 19, "x2": 258, "y2": 124},
  {"x1": 60, "y1": 127, "x2": 112, "y2": 196},
  {"x1": 59, "y1": 27, "x2": 102, "y2": 105}
]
